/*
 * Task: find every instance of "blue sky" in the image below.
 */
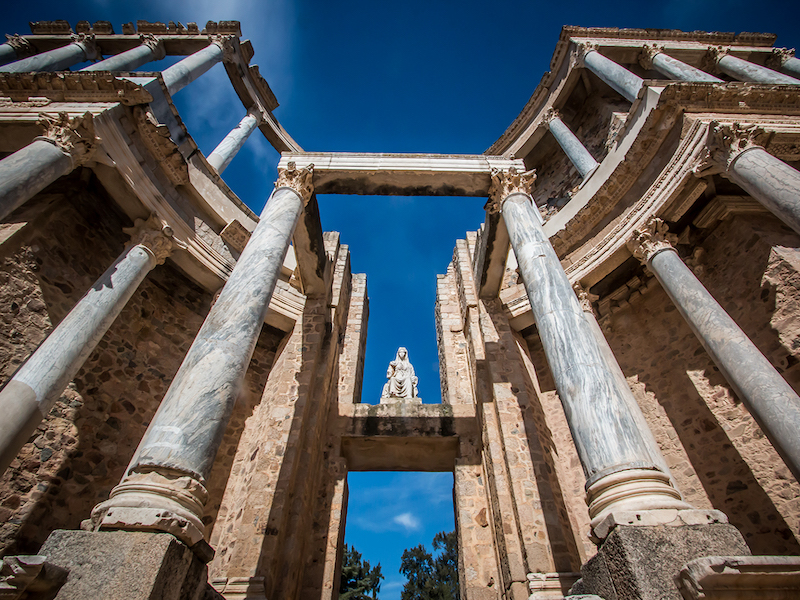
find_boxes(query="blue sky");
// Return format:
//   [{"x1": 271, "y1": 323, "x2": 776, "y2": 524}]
[{"x1": 4, "y1": 1, "x2": 800, "y2": 597}]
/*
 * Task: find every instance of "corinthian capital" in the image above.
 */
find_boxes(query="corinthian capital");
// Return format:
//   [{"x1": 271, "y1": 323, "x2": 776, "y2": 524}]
[
  {"x1": 701, "y1": 45, "x2": 729, "y2": 74},
  {"x1": 140, "y1": 34, "x2": 166, "y2": 61},
  {"x1": 542, "y1": 107, "x2": 561, "y2": 124},
  {"x1": 638, "y1": 44, "x2": 664, "y2": 71},
  {"x1": 72, "y1": 33, "x2": 99, "y2": 61},
  {"x1": 36, "y1": 112, "x2": 96, "y2": 167},
  {"x1": 485, "y1": 167, "x2": 537, "y2": 214},
  {"x1": 694, "y1": 121, "x2": 768, "y2": 176},
  {"x1": 765, "y1": 47, "x2": 795, "y2": 70},
  {"x1": 210, "y1": 35, "x2": 237, "y2": 62},
  {"x1": 573, "y1": 282, "x2": 599, "y2": 315},
  {"x1": 627, "y1": 217, "x2": 677, "y2": 263},
  {"x1": 123, "y1": 215, "x2": 175, "y2": 265},
  {"x1": 4, "y1": 34, "x2": 34, "y2": 58},
  {"x1": 276, "y1": 161, "x2": 315, "y2": 204}
]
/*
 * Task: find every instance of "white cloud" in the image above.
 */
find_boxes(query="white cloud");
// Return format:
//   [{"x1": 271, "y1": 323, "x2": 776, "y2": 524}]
[{"x1": 392, "y1": 511, "x2": 421, "y2": 532}]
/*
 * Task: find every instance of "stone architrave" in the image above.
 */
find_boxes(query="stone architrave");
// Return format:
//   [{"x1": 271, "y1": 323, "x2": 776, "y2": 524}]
[{"x1": 380, "y1": 347, "x2": 420, "y2": 403}]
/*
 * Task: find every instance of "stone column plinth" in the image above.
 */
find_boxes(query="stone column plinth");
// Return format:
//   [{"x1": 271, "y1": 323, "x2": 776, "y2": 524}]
[
  {"x1": 577, "y1": 42, "x2": 644, "y2": 103},
  {"x1": 628, "y1": 218, "x2": 800, "y2": 482},
  {"x1": 766, "y1": 48, "x2": 800, "y2": 79},
  {"x1": 639, "y1": 44, "x2": 722, "y2": 82},
  {"x1": 162, "y1": 40, "x2": 226, "y2": 96},
  {"x1": 0, "y1": 34, "x2": 98, "y2": 73},
  {"x1": 490, "y1": 168, "x2": 689, "y2": 534},
  {"x1": 0, "y1": 112, "x2": 95, "y2": 222},
  {"x1": 207, "y1": 108, "x2": 261, "y2": 174},
  {"x1": 705, "y1": 47, "x2": 800, "y2": 85},
  {"x1": 0, "y1": 217, "x2": 173, "y2": 475},
  {"x1": 89, "y1": 163, "x2": 314, "y2": 553},
  {"x1": 544, "y1": 109, "x2": 598, "y2": 179},
  {"x1": 81, "y1": 35, "x2": 165, "y2": 72},
  {"x1": 0, "y1": 34, "x2": 34, "y2": 67}
]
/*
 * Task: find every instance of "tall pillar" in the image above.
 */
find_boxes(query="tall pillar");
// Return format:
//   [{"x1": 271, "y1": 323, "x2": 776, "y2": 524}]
[
  {"x1": 639, "y1": 44, "x2": 722, "y2": 82},
  {"x1": 0, "y1": 216, "x2": 174, "y2": 475},
  {"x1": 696, "y1": 121, "x2": 800, "y2": 236},
  {"x1": 766, "y1": 48, "x2": 800, "y2": 80},
  {"x1": 206, "y1": 108, "x2": 261, "y2": 174},
  {"x1": 576, "y1": 42, "x2": 644, "y2": 103},
  {"x1": 704, "y1": 46, "x2": 800, "y2": 85},
  {"x1": 89, "y1": 163, "x2": 314, "y2": 555},
  {"x1": 161, "y1": 38, "x2": 228, "y2": 96},
  {"x1": 0, "y1": 112, "x2": 95, "y2": 222},
  {"x1": 0, "y1": 34, "x2": 34, "y2": 67},
  {"x1": 81, "y1": 34, "x2": 165, "y2": 72},
  {"x1": 0, "y1": 34, "x2": 98, "y2": 73},
  {"x1": 489, "y1": 168, "x2": 690, "y2": 533},
  {"x1": 628, "y1": 218, "x2": 800, "y2": 482},
  {"x1": 543, "y1": 109, "x2": 599, "y2": 179}
]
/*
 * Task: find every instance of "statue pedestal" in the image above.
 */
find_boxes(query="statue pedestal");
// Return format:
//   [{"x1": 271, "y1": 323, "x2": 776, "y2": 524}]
[{"x1": 378, "y1": 396, "x2": 422, "y2": 405}]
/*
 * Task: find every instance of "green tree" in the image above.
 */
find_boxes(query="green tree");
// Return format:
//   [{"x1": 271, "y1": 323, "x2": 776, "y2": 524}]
[
  {"x1": 399, "y1": 530, "x2": 459, "y2": 600},
  {"x1": 340, "y1": 544, "x2": 384, "y2": 599}
]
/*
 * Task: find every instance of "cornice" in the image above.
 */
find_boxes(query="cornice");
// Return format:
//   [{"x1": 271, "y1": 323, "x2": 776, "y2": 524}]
[{"x1": 0, "y1": 72, "x2": 153, "y2": 105}]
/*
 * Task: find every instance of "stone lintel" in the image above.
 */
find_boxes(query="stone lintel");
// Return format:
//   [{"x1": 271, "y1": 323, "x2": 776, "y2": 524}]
[
  {"x1": 291, "y1": 193, "x2": 328, "y2": 296},
  {"x1": 278, "y1": 153, "x2": 526, "y2": 196},
  {"x1": 477, "y1": 210, "x2": 511, "y2": 298}
]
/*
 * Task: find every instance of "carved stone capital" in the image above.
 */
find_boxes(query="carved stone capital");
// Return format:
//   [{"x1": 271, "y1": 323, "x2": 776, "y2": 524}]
[
  {"x1": 139, "y1": 34, "x2": 166, "y2": 61},
  {"x1": 573, "y1": 41, "x2": 599, "y2": 67},
  {"x1": 36, "y1": 111, "x2": 96, "y2": 167},
  {"x1": 573, "y1": 282, "x2": 599, "y2": 315},
  {"x1": 210, "y1": 35, "x2": 237, "y2": 62},
  {"x1": 701, "y1": 45, "x2": 729, "y2": 73},
  {"x1": 276, "y1": 161, "x2": 315, "y2": 204},
  {"x1": 628, "y1": 217, "x2": 678, "y2": 263},
  {"x1": 639, "y1": 44, "x2": 664, "y2": 71},
  {"x1": 485, "y1": 167, "x2": 537, "y2": 214},
  {"x1": 765, "y1": 47, "x2": 795, "y2": 70},
  {"x1": 542, "y1": 107, "x2": 560, "y2": 124},
  {"x1": 4, "y1": 34, "x2": 34, "y2": 58},
  {"x1": 71, "y1": 32, "x2": 99, "y2": 61},
  {"x1": 123, "y1": 215, "x2": 175, "y2": 265},
  {"x1": 694, "y1": 121, "x2": 768, "y2": 176}
]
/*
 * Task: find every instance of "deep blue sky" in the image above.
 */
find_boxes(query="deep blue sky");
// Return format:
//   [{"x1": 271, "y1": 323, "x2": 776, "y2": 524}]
[{"x1": 4, "y1": 1, "x2": 800, "y2": 597}]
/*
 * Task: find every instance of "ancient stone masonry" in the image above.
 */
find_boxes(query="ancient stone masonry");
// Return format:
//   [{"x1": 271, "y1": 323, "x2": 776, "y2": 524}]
[{"x1": 0, "y1": 19, "x2": 799, "y2": 600}]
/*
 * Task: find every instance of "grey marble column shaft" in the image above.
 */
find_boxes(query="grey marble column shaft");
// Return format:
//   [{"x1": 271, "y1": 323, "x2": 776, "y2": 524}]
[
  {"x1": 718, "y1": 54, "x2": 800, "y2": 85},
  {"x1": 779, "y1": 56, "x2": 800, "y2": 79},
  {"x1": 583, "y1": 50, "x2": 644, "y2": 103},
  {"x1": 207, "y1": 110, "x2": 260, "y2": 174},
  {"x1": 0, "y1": 38, "x2": 97, "y2": 73},
  {"x1": 0, "y1": 44, "x2": 19, "y2": 67},
  {"x1": 162, "y1": 43, "x2": 224, "y2": 96},
  {"x1": 0, "y1": 242, "x2": 162, "y2": 475},
  {"x1": 645, "y1": 245, "x2": 800, "y2": 482},
  {"x1": 651, "y1": 53, "x2": 722, "y2": 83},
  {"x1": 0, "y1": 139, "x2": 74, "y2": 222},
  {"x1": 547, "y1": 115, "x2": 598, "y2": 179},
  {"x1": 80, "y1": 40, "x2": 163, "y2": 72},
  {"x1": 726, "y1": 147, "x2": 800, "y2": 235}
]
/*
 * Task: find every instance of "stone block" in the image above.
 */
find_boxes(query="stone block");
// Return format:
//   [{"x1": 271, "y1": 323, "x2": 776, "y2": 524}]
[{"x1": 676, "y1": 555, "x2": 800, "y2": 599}]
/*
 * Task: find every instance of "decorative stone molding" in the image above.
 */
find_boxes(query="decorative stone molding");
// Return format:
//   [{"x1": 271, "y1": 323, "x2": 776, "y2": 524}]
[
  {"x1": 701, "y1": 45, "x2": 730, "y2": 73},
  {"x1": 139, "y1": 33, "x2": 166, "y2": 61},
  {"x1": 4, "y1": 34, "x2": 34, "y2": 58},
  {"x1": 573, "y1": 282, "x2": 599, "y2": 315},
  {"x1": 573, "y1": 41, "x2": 599, "y2": 68},
  {"x1": 276, "y1": 161, "x2": 315, "y2": 205},
  {"x1": 123, "y1": 214, "x2": 175, "y2": 265},
  {"x1": 627, "y1": 217, "x2": 678, "y2": 264},
  {"x1": 638, "y1": 44, "x2": 664, "y2": 71},
  {"x1": 132, "y1": 106, "x2": 190, "y2": 186},
  {"x1": 542, "y1": 107, "x2": 560, "y2": 124},
  {"x1": 36, "y1": 111, "x2": 96, "y2": 167},
  {"x1": 485, "y1": 167, "x2": 537, "y2": 214},
  {"x1": 0, "y1": 555, "x2": 46, "y2": 598},
  {"x1": 0, "y1": 72, "x2": 154, "y2": 105},
  {"x1": 766, "y1": 47, "x2": 795, "y2": 70},
  {"x1": 694, "y1": 121, "x2": 769, "y2": 177}
]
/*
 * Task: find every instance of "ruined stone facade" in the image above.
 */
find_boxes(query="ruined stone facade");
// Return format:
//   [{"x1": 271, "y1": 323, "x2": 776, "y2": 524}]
[{"x1": 0, "y1": 20, "x2": 799, "y2": 600}]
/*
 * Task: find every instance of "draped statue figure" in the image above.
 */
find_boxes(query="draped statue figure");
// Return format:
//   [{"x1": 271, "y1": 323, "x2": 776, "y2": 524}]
[{"x1": 381, "y1": 347, "x2": 419, "y2": 400}]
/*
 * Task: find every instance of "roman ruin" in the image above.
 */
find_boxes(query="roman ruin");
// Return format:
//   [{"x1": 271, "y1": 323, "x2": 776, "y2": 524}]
[{"x1": 0, "y1": 19, "x2": 799, "y2": 599}]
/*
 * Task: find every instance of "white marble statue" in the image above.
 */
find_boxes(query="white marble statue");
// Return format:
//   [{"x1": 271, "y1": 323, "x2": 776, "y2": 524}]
[{"x1": 381, "y1": 347, "x2": 418, "y2": 399}]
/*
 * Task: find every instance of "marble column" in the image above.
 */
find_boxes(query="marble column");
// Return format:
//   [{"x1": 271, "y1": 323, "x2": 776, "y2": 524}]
[
  {"x1": 0, "y1": 34, "x2": 34, "y2": 68},
  {"x1": 161, "y1": 39, "x2": 227, "y2": 97},
  {"x1": 489, "y1": 168, "x2": 689, "y2": 530},
  {"x1": 628, "y1": 218, "x2": 800, "y2": 482},
  {"x1": 543, "y1": 109, "x2": 599, "y2": 179},
  {"x1": 0, "y1": 34, "x2": 98, "y2": 73},
  {"x1": 89, "y1": 163, "x2": 314, "y2": 553},
  {"x1": 0, "y1": 113, "x2": 95, "y2": 222},
  {"x1": 0, "y1": 217, "x2": 173, "y2": 476},
  {"x1": 698, "y1": 121, "x2": 800, "y2": 236},
  {"x1": 705, "y1": 46, "x2": 800, "y2": 85},
  {"x1": 639, "y1": 44, "x2": 722, "y2": 83},
  {"x1": 80, "y1": 35, "x2": 165, "y2": 72},
  {"x1": 766, "y1": 48, "x2": 800, "y2": 80},
  {"x1": 577, "y1": 42, "x2": 644, "y2": 103},
  {"x1": 206, "y1": 108, "x2": 261, "y2": 174}
]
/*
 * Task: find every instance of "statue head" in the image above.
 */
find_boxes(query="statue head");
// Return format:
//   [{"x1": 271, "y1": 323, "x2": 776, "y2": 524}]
[{"x1": 397, "y1": 347, "x2": 408, "y2": 360}]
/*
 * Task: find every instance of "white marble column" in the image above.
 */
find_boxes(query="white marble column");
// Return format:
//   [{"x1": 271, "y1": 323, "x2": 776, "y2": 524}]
[
  {"x1": 705, "y1": 46, "x2": 800, "y2": 85},
  {"x1": 80, "y1": 35, "x2": 165, "y2": 72},
  {"x1": 543, "y1": 109, "x2": 598, "y2": 179},
  {"x1": 576, "y1": 42, "x2": 644, "y2": 103},
  {"x1": 639, "y1": 44, "x2": 722, "y2": 83},
  {"x1": 697, "y1": 122, "x2": 800, "y2": 236},
  {"x1": 490, "y1": 168, "x2": 689, "y2": 531},
  {"x1": 766, "y1": 48, "x2": 800, "y2": 80},
  {"x1": 0, "y1": 34, "x2": 34, "y2": 67},
  {"x1": 89, "y1": 163, "x2": 314, "y2": 553},
  {"x1": 0, "y1": 217, "x2": 173, "y2": 475},
  {"x1": 0, "y1": 113, "x2": 95, "y2": 222},
  {"x1": 207, "y1": 108, "x2": 261, "y2": 174},
  {"x1": 628, "y1": 218, "x2": 800, "y2": 482},
  {"x1": 162, "y1": 38, "x2": 228, "y2": 97},
  {"x1": 0, "y1": 34, "x2": 98, "y2": 73}
]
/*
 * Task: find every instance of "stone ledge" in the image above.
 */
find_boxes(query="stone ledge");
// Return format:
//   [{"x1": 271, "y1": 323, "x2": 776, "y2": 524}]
[{"x1": 676, "y1": 555, "x2": 800, "y2": 600}]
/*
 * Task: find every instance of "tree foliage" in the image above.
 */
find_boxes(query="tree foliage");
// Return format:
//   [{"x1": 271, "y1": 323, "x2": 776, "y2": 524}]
[
  {"x1": 340, "y1": 544, "x2": 384, "y2": 599},
  {"x1": 399, "y1": 530, "x2": 459, "y2": 600}
]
